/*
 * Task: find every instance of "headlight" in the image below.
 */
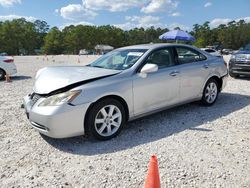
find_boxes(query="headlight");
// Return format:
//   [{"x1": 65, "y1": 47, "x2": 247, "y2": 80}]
[{"x1": 38, "y1": 90, "x2": 81, "y2": 107}]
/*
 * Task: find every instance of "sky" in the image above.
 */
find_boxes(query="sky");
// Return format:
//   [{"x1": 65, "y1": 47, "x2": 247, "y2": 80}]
[{"x1": 0, "y1": 0, "x2": 250, "y2": 31}]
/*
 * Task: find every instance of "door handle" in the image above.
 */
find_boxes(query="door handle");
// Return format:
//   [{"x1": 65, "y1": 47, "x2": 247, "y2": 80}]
[
  {"x1": 169, "y1": 70, "x2": 179, "y2": 76},
  {"x1": 203, "y1": 63, "x2": 209, "y2": 69}
]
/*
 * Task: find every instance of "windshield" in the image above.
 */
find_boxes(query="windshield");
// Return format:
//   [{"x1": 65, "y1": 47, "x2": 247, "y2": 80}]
[{"x1": 89, "y1": 49, "x2": 147, "y2": 70}]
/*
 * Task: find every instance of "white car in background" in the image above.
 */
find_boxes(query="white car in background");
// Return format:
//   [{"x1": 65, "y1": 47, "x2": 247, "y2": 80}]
[
  {"x1": 0, "y1": 55, "x2": 17, "y2": 80},
  {"x1": 201, "y1": 48, "x2": 222, "y2": 57}
]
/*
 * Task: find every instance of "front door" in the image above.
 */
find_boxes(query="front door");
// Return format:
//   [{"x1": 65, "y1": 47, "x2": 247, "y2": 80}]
[{"x1": 133, "y1": 47, "x2": 180, "y2": 116}]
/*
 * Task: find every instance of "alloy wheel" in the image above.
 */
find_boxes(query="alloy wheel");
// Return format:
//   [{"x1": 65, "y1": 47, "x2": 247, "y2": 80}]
[
  {"x1": 94, "y1": 105, "x2": 122, "y2": 137},
  {"x1": 205, "y1": 82, "x2": 218, "y2": 104}
]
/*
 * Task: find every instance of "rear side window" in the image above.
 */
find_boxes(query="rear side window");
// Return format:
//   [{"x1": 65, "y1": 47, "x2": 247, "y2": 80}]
[{"x1": 176, "y1": 47, "x2": 207, "y2": 64}]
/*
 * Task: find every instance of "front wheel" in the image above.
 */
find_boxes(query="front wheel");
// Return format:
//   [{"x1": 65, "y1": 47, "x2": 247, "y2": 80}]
[
  {"x1": 86, "y1": 98, "x2": 126, "y2": 140},
  {"x1": 201, "y1": 79, "x2": 219, "y2": 106}
]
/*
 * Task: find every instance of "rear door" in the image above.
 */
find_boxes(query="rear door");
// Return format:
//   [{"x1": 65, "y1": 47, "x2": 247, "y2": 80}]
[{"x1": 174, "y1": 46, "x2": 211, "y2": 102}]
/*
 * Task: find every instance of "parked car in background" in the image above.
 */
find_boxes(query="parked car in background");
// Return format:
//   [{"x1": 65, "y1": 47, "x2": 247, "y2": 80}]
[
  {"x1": 221, "y1": 49, "x2": 233, "y2": 55},
  {"x1": 0, "y1": 52, "x2": 8, "y2": 56},
  {"x1": 201, "y1": 48, "x2": 222, "y2": 57},
  {"x1": 79, "y1": 49, "x2": 89, "y2": 55},
  {"x1": 0, "y1": 56, "x2": 17, "y2": 80},
  {"x1": 229, "y1": 43, "x2": 250, "y2": 77},
  {"x1": 23, "y1": 44, "x2": 228, "y2": 140}
]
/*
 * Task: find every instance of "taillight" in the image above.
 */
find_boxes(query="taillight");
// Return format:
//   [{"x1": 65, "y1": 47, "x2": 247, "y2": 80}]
[{"x1": 3, "y1": 59, "x2": 14, "y2": 63}]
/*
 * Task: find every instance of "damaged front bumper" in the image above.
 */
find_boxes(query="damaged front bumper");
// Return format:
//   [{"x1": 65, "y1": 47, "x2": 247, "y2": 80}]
[{"x1": 23, "y1": 94, "x2": 91, "y2": 138}]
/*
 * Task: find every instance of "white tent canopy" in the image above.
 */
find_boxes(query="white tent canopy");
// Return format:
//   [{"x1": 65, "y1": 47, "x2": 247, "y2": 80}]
[{"x1": 94, "y1": 45, "x2": 114, "y2": 51}]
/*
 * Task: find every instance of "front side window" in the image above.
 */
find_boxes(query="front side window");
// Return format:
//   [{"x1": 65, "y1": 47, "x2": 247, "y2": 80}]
[
  {"x1": 176, "y1": 47, "x2": 206, "y2": 64},
  {"x1": 89, "y1": 49, "x2": 147, "y2": 70},
  {"x1": 145, "y1": 48, "x2": 174, "y2": 69}
]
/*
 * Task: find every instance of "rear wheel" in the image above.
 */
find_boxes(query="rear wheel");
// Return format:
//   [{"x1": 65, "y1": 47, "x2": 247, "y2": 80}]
[
  {"x1": 201, "y1": 79, "x2": 219, "y2": 106},
  {"x1": 86, "y1": 98, "x2": 125, "y2": 140},
  {"x1": 0, "y1": 69, "x2": 6, "y2": 80}
]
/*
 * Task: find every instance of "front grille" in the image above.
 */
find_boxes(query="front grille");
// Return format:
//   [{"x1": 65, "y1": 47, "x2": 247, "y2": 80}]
[{"x1": 235, "y1": 62, "x2": 250, "y2": 67}]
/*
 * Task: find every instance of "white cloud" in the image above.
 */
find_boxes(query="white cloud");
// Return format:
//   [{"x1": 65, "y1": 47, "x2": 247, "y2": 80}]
[
  {"x1": 115, "y1": 15, "x2": 163, "y2": 30},
  {"x1": 141, "y1": 0, "x2": 178, "y2": 14},
  {"x1": 59, "y1": 21, "x2": 94, "y2": 30},
  {"x1": 0, "y1": 14, "x2": 37, "y2": 22},
  {"x1": 60, "y1": 3, "x2": 97, "y2": 20},
  {"x1": 204, "y1": 2, "x2": 212, "y2": 8},
  {"x1": 210, "y1": 17, "x2": 250, "y2": 28},
  {"x1": 127, "y1": 15, "x2": 160, "y2": 25},
  {"x1": 114, "y1": 22, "x2": 135, "y2": 30},
  {"x1": 85, "y1": 0, "x2": 145, "y2": 12},
  {"x1": 0, "y1": 0, "x2": 21, "y2": 7},
  {"x1": 210, "y1": 18, "x2": 231, "y2": 28},
  {"x1": 115, "y1": 18, "x2": 190, "y2": 31},
  {"x1": 168, "y1": 23, "x2": 190, "y2": 31},
  {"x1": 59, "y1": 0, "x2": 179, "y2": 19},
  {"x1": 236, "y1": 16, "x2": 250, "y2": 23},
  {"x1": 171, "y1": 12, "x2": 181, "y2": 17},
  {"x1": 59, "y1": 0, "x2": 180, "y2": 22}
]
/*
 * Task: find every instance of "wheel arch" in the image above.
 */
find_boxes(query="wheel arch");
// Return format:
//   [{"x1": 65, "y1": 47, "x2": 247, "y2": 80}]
[
  {"x1": 207, "y1": 76, "x2": 223, "y2": 91},
  {"x1": 84, "y1": 95, "x2": 130, "y2": 134},
  {"x1": 202, "y1": 74, "x2": 223, "y2": 93}
]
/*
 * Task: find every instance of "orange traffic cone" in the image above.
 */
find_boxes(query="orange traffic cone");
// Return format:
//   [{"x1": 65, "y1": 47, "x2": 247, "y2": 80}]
[
  {"x1": 144, "y1": 155, "x2": 161, "y2": 188},
  {"x1": 5, "y1": 74, "x2": 11, "y2": 82}
]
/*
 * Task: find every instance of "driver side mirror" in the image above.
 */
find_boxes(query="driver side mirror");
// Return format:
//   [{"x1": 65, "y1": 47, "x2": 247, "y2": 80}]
[{"x1": 140, "y1": 64, "x2": 158, "y2": 74}]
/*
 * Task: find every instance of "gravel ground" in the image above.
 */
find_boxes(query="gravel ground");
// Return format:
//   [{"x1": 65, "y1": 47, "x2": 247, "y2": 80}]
[{"x1": 0, "y1": 55, "x2": 250, "y2": 188}]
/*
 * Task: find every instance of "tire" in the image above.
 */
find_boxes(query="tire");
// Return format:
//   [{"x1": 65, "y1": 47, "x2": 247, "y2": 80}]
[
  {"x1": 0, "y1": 69, "x2": 6, "y2": 80},
  {"x1": 201, "y1": 78, "x2": 219, "y2": 106},
  {"x1": 86, "y1": 98, "x2": 126, "y2": 140}
]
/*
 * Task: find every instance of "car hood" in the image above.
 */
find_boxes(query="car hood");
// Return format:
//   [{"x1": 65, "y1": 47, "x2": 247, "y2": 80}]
[
  {"x1": 234, "y1": 50, "x2": 250, "y2": 55},
  {"x1": 34, "y1": 66, "x2": 121, "y2": 94}
]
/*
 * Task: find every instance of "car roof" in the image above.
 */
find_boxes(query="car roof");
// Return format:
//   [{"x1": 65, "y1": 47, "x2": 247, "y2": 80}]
[
  {"x1": 118, "y1": 43, "x2": 198, "y2": 50},
  {"x1": 201, "y1": 48, "x2": 215, "y2": 50}
]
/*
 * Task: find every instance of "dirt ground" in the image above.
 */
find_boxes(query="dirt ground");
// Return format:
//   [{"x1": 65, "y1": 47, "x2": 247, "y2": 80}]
[{"x1": 0, "y1": 55, "x2": 249, "y2": 188}]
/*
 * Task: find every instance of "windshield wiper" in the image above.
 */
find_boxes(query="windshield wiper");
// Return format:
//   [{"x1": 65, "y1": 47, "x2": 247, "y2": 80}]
[{"x1": 89, "y1": 65, "x2": 104, "y2": 68}]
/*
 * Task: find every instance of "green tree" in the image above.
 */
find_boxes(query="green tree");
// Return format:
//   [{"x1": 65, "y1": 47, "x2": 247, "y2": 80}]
[
  {"x1": 34, "y1": 20, "x2": 50, "y2": 50},
  {"x1": 43, "y1": 27, "x2": 64, "y2": 54}
]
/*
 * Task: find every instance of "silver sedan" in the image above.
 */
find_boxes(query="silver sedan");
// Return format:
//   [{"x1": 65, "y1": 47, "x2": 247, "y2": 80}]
[{"x1": 23, "y1": 44, "x2": 228, "y2": 140}]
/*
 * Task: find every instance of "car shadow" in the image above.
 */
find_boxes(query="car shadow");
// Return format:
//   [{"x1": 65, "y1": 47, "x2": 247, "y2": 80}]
[
  {"x1": 42, "y1": 92, "x2": 250, "y2": 155},
  {"x1": 11, "y1": 75, "x2": 32, "y2": 80}
]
